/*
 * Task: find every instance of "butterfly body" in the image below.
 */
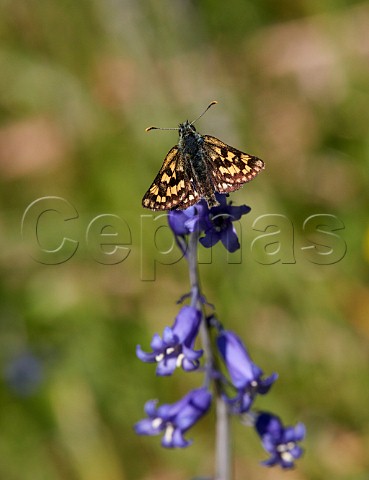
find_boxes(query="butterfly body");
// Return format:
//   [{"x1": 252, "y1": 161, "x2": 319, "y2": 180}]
[
  {"x1": 142, "y1": 116, "x2": 264, "y2": 211},
  {"x1": 178, "y1": 121, "x2": 219, "y2": 208}
]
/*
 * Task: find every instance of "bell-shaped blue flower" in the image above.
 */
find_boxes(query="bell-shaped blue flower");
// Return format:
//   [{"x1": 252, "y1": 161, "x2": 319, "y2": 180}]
[
  {"x1": 217, "y1": 330, "x2": 277, "y2": 412},
  {"x1": 168, "y1": 194, "x2": 250, "y2": 253},
  {"x1": 135, "y1": 387, "x2": 212, "y2": 448},
  {"x1": 168, "y1": 202, "x2": 209, "y2": 236},
  {"x1": 136, "y1": 306, "x2": 203, "y2": 376},
  {"x1": 200, "y1": 194, "x2": 251, "y2": 252},
  {"x1": 255, "y1": 412, "x2": 305, "y2": 469}
]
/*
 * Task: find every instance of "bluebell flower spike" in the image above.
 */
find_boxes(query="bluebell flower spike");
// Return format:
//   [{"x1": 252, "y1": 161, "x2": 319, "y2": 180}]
[{"x1": 137, "y1": 189, "x2": 305, "y2": 473}]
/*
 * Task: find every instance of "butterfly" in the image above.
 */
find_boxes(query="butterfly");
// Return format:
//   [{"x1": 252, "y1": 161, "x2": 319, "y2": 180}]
[{"x1": 142, "y1": 101, "x2": 265, "y2": 211}]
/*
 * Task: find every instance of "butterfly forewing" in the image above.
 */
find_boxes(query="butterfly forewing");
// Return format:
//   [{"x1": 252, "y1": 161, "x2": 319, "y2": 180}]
[
  {"x1": 142, "y1": 146, "x2": 200, "y2": 210},
  {"x1": 202, "y1": 135, "x2": 265, "y2": 193}
]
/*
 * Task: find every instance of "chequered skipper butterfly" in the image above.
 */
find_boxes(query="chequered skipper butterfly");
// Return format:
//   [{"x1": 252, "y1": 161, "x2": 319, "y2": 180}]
[{"x1": 142, "y1": 102, "x2": 264, "y2": 211}]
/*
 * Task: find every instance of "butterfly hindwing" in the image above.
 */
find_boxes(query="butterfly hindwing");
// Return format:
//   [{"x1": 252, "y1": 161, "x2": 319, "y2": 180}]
[
  {"x1": 142, "y1": 146, "x2": 200, "y2": 210},
  {"x1": 203, "y1": 135, "x2": 265, "y2": 193}
]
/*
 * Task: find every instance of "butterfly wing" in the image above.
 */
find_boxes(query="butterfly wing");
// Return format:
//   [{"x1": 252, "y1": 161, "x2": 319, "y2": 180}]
[
  {"x1": 142, "y1": 146, "x2": 200, "y2": 210},
  {"x1": 203, "y1": 135, "x2": 265, "y2": 193}
]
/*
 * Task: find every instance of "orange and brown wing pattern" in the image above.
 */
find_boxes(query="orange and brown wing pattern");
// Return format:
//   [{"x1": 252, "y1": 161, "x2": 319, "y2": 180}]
[
  {"x1": 142, "y1": 146, "x2": 200, "y2": 210},
  {"x1": 203, "y1": 135, "x2": 265, "y2": 193}
]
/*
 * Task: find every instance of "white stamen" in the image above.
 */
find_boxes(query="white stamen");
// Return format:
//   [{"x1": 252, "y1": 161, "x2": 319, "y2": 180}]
[
  {"x1": 176, "y1": 353, "x2": 184, "y2": 367},
  {"x1": 281, "y1": 451, "x2": 294, "y2": 463},
  {"x1": 277, "y1": 441, "x2": 296, "y2": 463},
  {"x1": 164, "y1": 424, "x2": 175, "y2": 443},
  {"x1": 155, "y1": 353, "x2": 164, "y2": 362},
  {"x1": 152, "y1": 417, "x2": 163, "y2": 429},
  {"x1": 166, "y1": 347, "x2": 175, "y2": 355},
  {"x1": 277, "y1": 441, "x2": 295, "y2": 454}
]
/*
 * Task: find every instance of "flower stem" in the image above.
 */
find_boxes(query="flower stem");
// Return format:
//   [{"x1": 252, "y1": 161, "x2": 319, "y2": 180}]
[
  {"x1": 215, "y1": 395, "x2": 232, "y2": 480},
  {"x1": 187, "y1": 231, "x2": 231, "y2": 480}
]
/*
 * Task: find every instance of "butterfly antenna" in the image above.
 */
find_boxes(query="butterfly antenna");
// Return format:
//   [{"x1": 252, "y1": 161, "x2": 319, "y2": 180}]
[
  {"x1": 145, "y1": 126, "x2": 179, "y2": 133},
  {"x1": 190, "y1": 100, "x2": 218, "y2": 125},
  {"x1": 145, "y1": 101, "x2": 217, "y2": 132}
]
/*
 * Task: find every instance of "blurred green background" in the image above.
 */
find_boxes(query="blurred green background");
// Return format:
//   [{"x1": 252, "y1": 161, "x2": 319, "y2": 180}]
[{"x1": 1, "y1": 1, "x2": 369, "y2": 479}]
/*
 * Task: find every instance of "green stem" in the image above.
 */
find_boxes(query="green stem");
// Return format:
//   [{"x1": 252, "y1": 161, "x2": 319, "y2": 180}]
[{"x1": 187, "y1": 231, "x2": 231, "y2": 480}]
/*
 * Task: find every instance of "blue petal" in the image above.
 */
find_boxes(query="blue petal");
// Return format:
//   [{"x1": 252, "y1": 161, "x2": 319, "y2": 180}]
[
  {"x1": 230, "y1": 392, "x2": 253, "y2": 413},
  {"x1": 257, "y1": 413, "x2": 283, "y2": 438},
  {"x1": 181, "y1": 357, "x2": 200, "y2": 371},
  {"x1": 134, "y1": 418, "x2": 161, "y2": 435},
  {"x1": 294, "y1": 423, "x2": 306, "y2": 441},
  {"x1": 136, "y1": 345, "x2": 157, "y2": 363},
  {"x1": 220, "y1": 225, "x2": 240, "y2": 252},
  {"x1": 157, "y1": 396, "x2": 190, "y2": 423},
  {"x1": 175, "y1": 388, "x2": 212, "y2": 431},
  {"x1": 262, "y1": 434, "x2": 277, "y2": 454},
  {"x1": 172, "y1": 428, "x2": 192, "y2": 448},
  {"x1": 172, "y1": 306, "x2": 201, "y2": 342},
  {"x1": 217, "y1": 331, "x2": 257, "y2": 387},
  {"x1": 258, "y1": 373, "x2": 279, "y2": 393},
  {"x1": 228, "y1": 204, "x2": 251, "y2": 220},
  {"x1": 182, "y1": 345, "x2": 203, "y2": 361},
  {"x1": 261, "y1": 455, "x2": 279, "y2": 467},
  {"x1": 214, "y1": 193, "x2": 228, "y2": 207},
  {"x1": 144, "y1": 399, "x2": 158, "y2": 417},
  {"x1": 150, "y1": 333, "x2": 164, "y2": 351},
  {"x1": 200, "y1": 231, "x2": 220, "y2": 248},
  {"x1": 280, "y1": 459, "x2": 295, "y2": 469},
  {"x1": 156, "y1": 356, "x2": 177, "y2": 376},
  {"x1": 290, "y1": 445, "x2": 303, "y2": 459},
  {"x1": 168, "y1": 211, "x2": 190, "y2": 235},
  {"x1": 162, "y1": 326, "x2": 177, "y2": 345}
]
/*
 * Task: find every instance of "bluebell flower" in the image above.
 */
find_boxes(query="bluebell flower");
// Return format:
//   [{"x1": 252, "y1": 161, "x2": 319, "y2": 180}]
[
  {"x1": 136, "y1": 306, "x2": 203, "y2": 376},
  {"x1": 255, "y1": 412, "x2": 305, "y2": 469},
  {"x1": 4, "y1": 352, "x2": 43, "y2": 396},
  {"x1": 200, "y1": 194, "x2": 251, "y2": 252},
  {"x1": 168, "y1": 202, "x2": 209, "y2": 236},
  {"x1": 135, "y1": 387, "x2": 212, "y2": 448},
  {"x1": 168, "y1": 193, "x2": 250, "y2": 253},
  {"x1": 217, "y1": 330, "x2": 277, "y2": 413}
]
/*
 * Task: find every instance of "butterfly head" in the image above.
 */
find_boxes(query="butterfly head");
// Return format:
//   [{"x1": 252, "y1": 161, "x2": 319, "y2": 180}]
[{"x1": 179, "y1": 120, "x2": 197, "y2": 137}]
